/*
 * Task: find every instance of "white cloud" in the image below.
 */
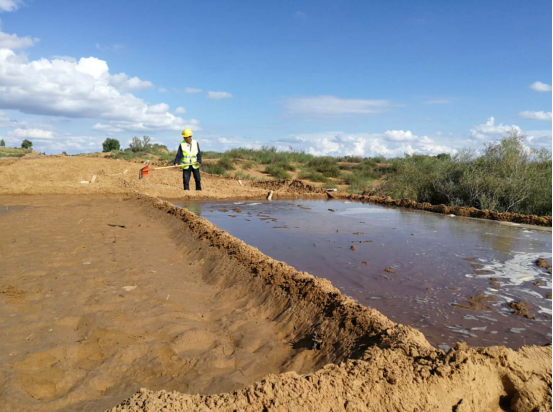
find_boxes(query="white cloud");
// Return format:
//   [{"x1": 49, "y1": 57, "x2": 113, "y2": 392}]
[
  {"x1": 146, "y1": 103, "x2": 169, "y2": 114},
  {"x1": 9, "y1": 127, "x2": 54, "y2": 139},
  {"x1": 469, "y1": 117, "x2": 521, "y2": 140},
  {"x1": 158, "y1": 87, "x2": 167, "y2": 93},
  {"x1": 109, "y1": 72, "x2": 153, "y2": 91},
  {"x1": 0, "y1": 51, "x2": 199, "y2": 132},
  {"x1": 382, "y1": 130, "x2": 419, "y2": 142},
  {"x1": 175, "y1": 107, "x2": 186, "y2": 114},
  {"x1": 277, "y1": 131, "x2": 455, "y2": 158},
  {"x1": 0, "y1": 22, "x2": 38, "y2": 49},
  {"x1": 424, "y1": 99, "x2": 450, "y2": 104},
  {"x1": 0, "y1": 0, "x2": 22, "y2": 12},
  {"x1": 518, "y1": 111, "x2": 552, "y2": 121},
  {"x1": 51, "y1": 55, "x2": 77, "y2": 63},
  {"x1": 185, "y1": 87, "x2": 202, "y2": 94},
  {"x1": 530, "y1": 81, "x2": 552, "y2": 92},
  {"x1": 207, "y1": 91, "x2": 232, "y2": 100},
  {"x1": 286, "y1": 95, "x2": 390, "y2": 115}
]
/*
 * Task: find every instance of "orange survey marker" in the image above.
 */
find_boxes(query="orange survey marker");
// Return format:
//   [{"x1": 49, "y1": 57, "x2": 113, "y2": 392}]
[{"x1": 138, "y1": 164, "x2": 188, "y2": 180}]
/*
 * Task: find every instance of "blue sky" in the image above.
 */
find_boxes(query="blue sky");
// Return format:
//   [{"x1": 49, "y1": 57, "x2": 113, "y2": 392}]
[{"x1": 0, "y1": 0, "x2": 551, "y2": 156}]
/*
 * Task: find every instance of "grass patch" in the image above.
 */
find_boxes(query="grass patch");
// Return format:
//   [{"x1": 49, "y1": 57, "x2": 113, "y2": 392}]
[{"x1": 0, "y1": 148, "x2": 32, "y2": 158}]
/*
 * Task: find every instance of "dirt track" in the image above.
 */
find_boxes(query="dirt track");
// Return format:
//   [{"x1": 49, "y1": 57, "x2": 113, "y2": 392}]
[{"x1": 0, "y1": 156, "x2": 551, "y2": 411}]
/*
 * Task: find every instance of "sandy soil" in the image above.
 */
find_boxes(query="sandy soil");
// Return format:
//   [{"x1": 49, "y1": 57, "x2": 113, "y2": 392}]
[
  {"x1": 0, "y1": 156, "x2": 320, "y2": 199},
  {"x1": 0, "y1": 156, "x2": 551, "y2": 411},
  {"x1": 0, "y1": 195, "x2": 343, "y2": 411}
]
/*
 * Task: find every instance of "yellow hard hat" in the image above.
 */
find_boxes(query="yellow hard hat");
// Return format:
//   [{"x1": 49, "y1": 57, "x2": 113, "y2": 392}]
[{"x1": 181, "y1": 129, "x2": 193, "y2": 138}]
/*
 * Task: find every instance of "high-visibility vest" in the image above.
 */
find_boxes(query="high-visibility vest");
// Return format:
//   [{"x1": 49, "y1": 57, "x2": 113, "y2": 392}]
[{"x1": 180, "y1": 140, "x2": 199, "y2": 169}]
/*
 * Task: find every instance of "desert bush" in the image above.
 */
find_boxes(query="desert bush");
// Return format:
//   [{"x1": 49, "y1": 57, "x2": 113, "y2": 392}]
[
  {"x1": 298, "y1": 170, "x2": 328, "y2": 183},
  {"x1": 202, "y1": 163, "x2": 228, "y2": 176},
  {"x1": 217, "y1": 157, "x2": 235, "y2": 171},
  {"x1": 307, "y1": 157, "x2": 341, "y2": 177},
  {"x1": 242, "y1": 161, "x2": 254, "y2": 170},
  {"x1": 265, "y1": 164, "x2": 291, "y2": 179},
  {"x1": 380, "y1": 131, "x2": 552, "y2": 215}
]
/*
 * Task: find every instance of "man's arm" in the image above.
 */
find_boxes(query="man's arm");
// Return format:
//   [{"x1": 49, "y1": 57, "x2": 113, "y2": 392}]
[
  {"x1": 196, "y1": 143, "x2": 202, "y2": 164},
  {"x1": 174, "y1": 145, "x2": 183, "y2": 165}
]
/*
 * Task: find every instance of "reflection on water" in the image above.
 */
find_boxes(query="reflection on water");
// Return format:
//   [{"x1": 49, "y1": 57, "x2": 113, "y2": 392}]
[{"x1": 172, "y1": 198, "x2": 552, "y2": 350}]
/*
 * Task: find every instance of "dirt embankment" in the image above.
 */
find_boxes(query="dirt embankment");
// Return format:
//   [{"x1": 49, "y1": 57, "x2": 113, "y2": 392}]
[
  {"x1": 333, "y1": 193, "x2": 552, "y2": 227},
  {"x1": 109, "y1": 194, "x2": 552, "y2": 412}
]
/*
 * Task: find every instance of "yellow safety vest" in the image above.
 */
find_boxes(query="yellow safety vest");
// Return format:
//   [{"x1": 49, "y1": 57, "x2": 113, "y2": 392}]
[{"x1": 180, "y1": 140, "x2": 200, "y2": 169}]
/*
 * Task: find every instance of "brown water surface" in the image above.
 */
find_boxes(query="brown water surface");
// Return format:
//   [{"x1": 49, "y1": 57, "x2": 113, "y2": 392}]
[{"x1": 173, "y1": 198, "x2": 552, "y2": 351}]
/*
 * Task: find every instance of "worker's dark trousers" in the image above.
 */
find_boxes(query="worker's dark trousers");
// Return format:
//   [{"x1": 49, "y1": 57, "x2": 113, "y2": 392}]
[{"x1": 183, "y1": 167, "x2": 202, "y2": 190}]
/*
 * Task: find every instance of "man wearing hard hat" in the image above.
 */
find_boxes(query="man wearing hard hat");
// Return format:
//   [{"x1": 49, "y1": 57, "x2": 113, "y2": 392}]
[{"x1": 174, "y1": 128, "x2": 202, "y2": 190}]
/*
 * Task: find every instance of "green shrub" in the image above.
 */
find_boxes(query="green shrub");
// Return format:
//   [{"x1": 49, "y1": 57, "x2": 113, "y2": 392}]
[
  {"x1": 298, "y1": 170, "x2": 328, "y2": 183},
  {"x1": 242, "y1": 161, "x2": 254, "y2": 170},
  {"x1": 234, "y1": 171, "x2": 257, "y2": 180},
  {"x1": 202, "y1": 163, "x2": 228, "y2": 176},
  {"x1": 218, "y1": 157, "x2": 235, "y2": 171},
  {"x1": 307, "y1": 157, "x2": 341, "y2": 177},
  {"x1": 265, "y1": 164, "x2": 291, "y2": 179},
  {"x1": 380, "y1": 131, "x2": 552, "y2": 215}
]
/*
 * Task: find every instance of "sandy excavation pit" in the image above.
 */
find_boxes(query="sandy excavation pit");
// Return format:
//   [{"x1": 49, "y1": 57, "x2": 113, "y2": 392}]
[
  {"x1": 0, "y1": 157, "x2": 551, "y2": 411},
  {"x1": 0, "y1": 194, "x2": 550, "y2": 412}
]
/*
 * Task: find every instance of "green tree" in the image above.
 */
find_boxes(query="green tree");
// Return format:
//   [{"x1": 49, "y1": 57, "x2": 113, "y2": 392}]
[
  {"x1": 129, "y1": 135, "x2": 152, "y2": 152},
  {"x1": 102, "y1": 138, "x2": 120, "y2": 152},
  {"x1": 21, "y1": 139, "x2": 32, "y2": 149},
  {"x1": 0, "y1": 139, "x2": 5, "y2": 147}
]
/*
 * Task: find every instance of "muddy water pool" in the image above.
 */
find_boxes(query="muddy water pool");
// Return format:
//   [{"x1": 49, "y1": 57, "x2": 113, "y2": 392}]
[{"x1": 172, "y1": 198, "x2": 552, "y2": 350}]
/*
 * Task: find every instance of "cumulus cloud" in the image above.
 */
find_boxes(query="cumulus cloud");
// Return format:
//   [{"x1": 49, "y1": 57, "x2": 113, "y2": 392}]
[
  {"x1": 9, "y1": 127, "x2": 54, "y2": 139},
  {"x1": 530, "y1": 81, "x2": 552, "y2": 92},
  {"x1": 382, "y1": 130, "x2": 419, "y2": 142},
  {"x1": 0, "y1": 22, "x2": 38, "y2": 49},
  {"x1": 185, "y1": 87, "x2": 202, "y2": 94},
  {"x1": 207, "y1": 91, "x2": 232, "y2": 100},
  {"x1": 0, "y1": 51, "x2": 199, "y2": 132},
  {"x1": 518, "y1": 111, "x2": 552, "y2": 121},
  {"x1": 175, "y1": 107, "x2": 186, "y2": 114},
  {"x1": 469, "y1": 117, "x2": 521, "y2": 140},
  {"x1": 286, "y1": 96, "x2": 390, "y2": 115},
  {"x1": 109, "y1": 72, "x2": 153, "y2": 91},
  {"x1": 158, "y1": 87, "x2": 167, "y2": 93},
  {"x1": 0, "y1": 0, "x2": 22, "y2": 12},
  {"x1": 275, "y1": 131, "x2": 456, "y2": 158}
]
